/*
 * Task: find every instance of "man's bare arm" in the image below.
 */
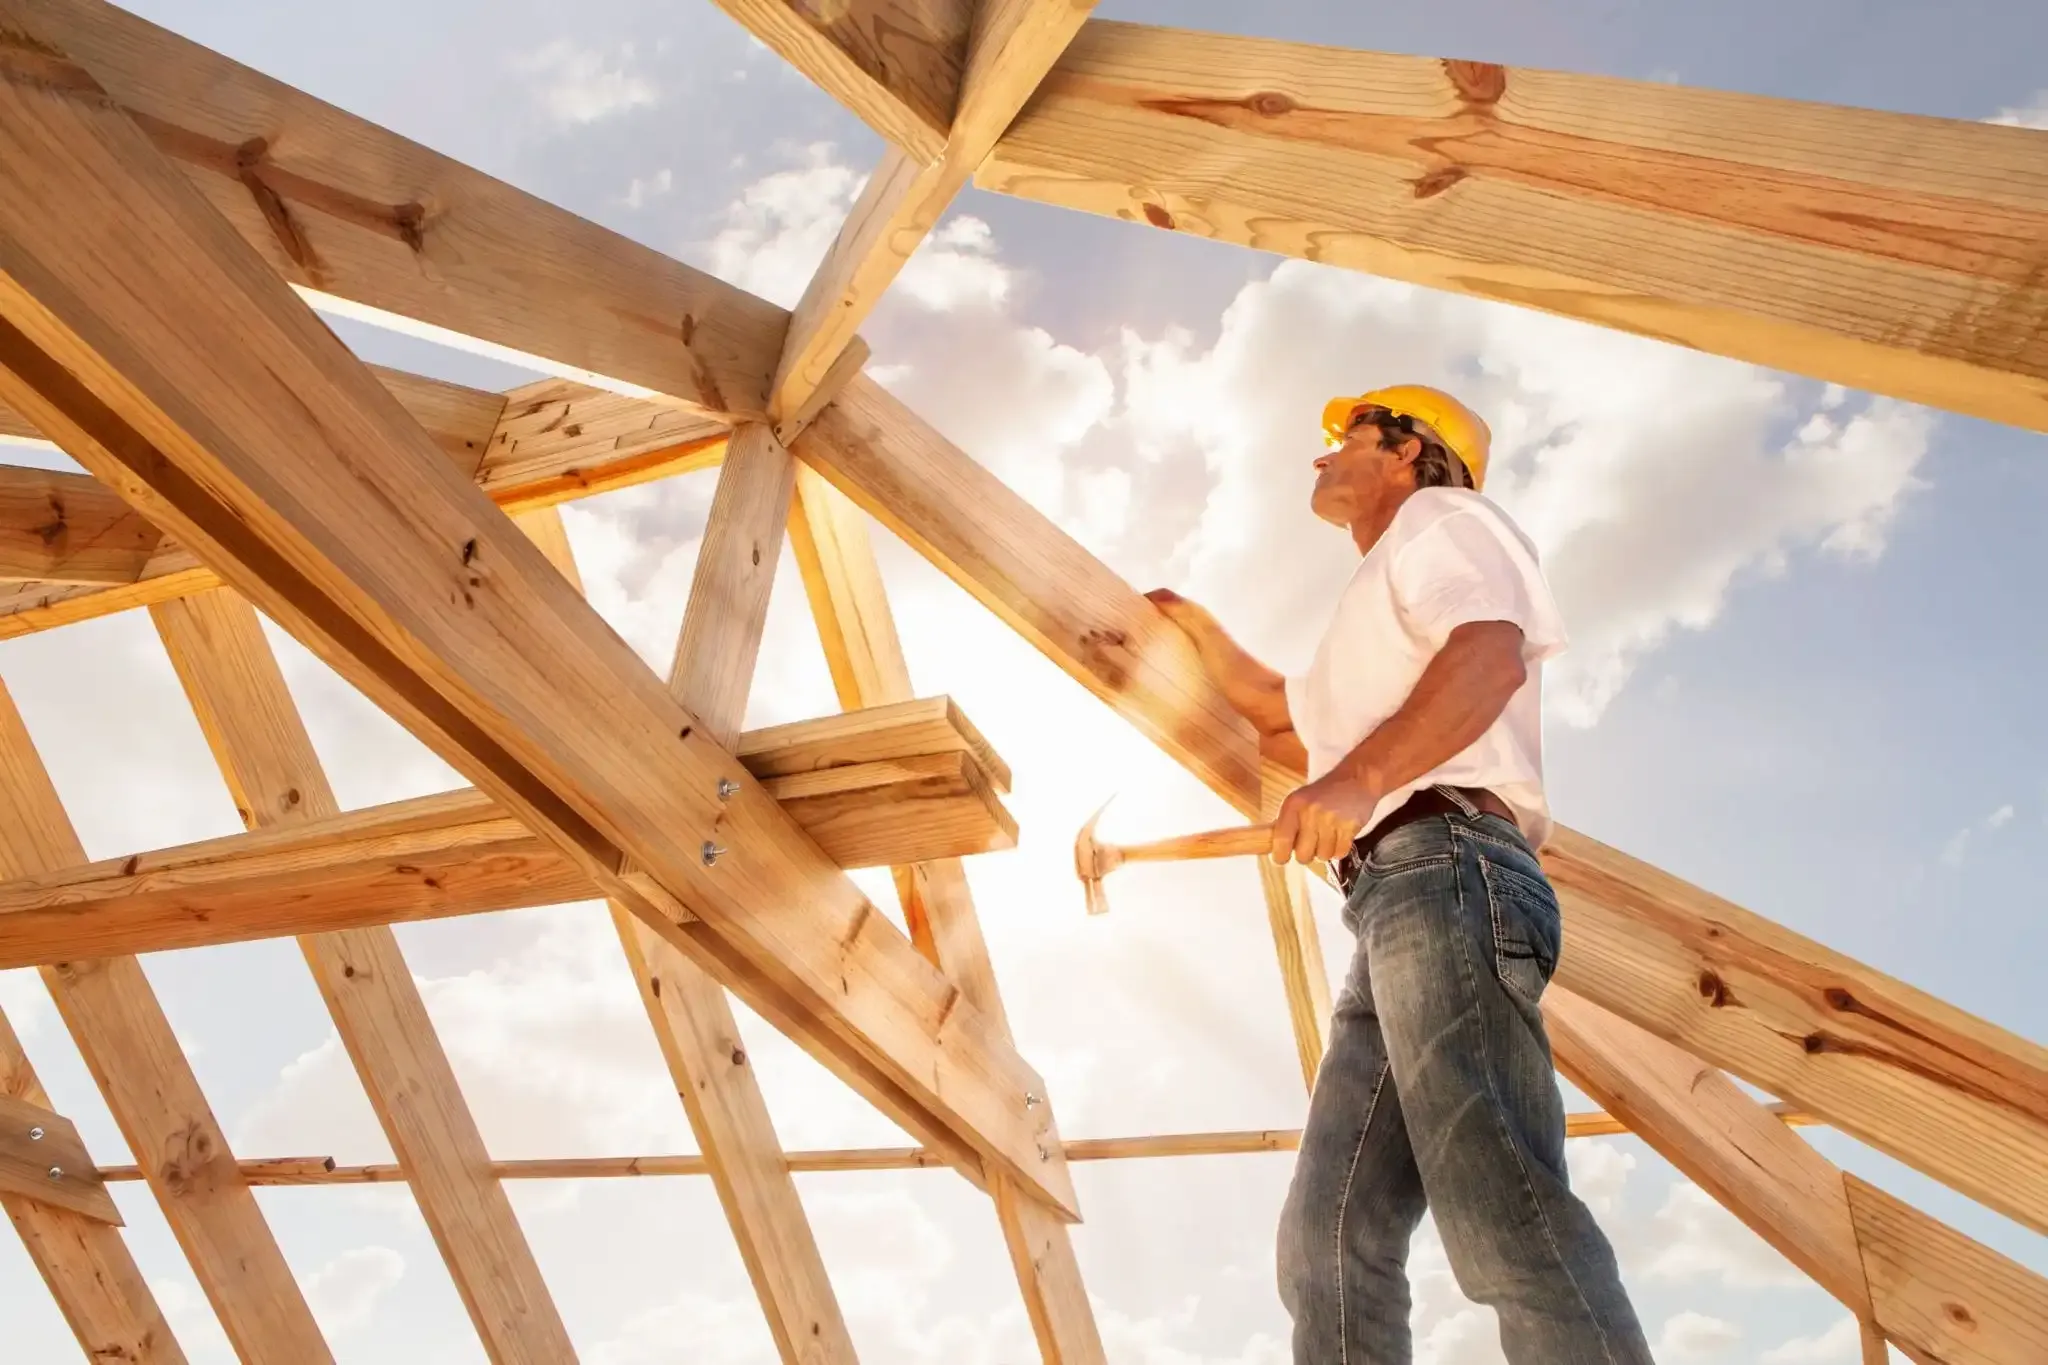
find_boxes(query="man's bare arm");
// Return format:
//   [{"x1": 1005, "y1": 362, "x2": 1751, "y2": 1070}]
[
  {"x1": 1145, "y1": 589, "x2": 1296, "y2": 738},
  {"x1": 1272, "y1": 621, "x2": 1528, "y2": 863}
]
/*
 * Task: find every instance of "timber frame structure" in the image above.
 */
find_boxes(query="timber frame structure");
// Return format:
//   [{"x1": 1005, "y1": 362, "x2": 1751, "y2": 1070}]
[{"x1": 0, "y1": 0, "x2": 2042, "y2": 1360}]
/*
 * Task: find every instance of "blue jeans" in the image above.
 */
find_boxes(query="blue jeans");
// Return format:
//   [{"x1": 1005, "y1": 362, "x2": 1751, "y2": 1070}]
[{"x1": 1277, "y1": 801, "x2": 1650, "y2": 1364}]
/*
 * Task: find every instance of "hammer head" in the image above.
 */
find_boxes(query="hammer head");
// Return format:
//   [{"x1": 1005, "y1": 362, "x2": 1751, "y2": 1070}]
[{"x1": 1073, "y1": 799, "x2": 1126, "y2": 915}]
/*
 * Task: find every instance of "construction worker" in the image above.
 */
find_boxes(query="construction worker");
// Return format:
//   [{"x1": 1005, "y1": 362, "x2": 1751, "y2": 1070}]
[{"x1": 1146, "y1": 386, "x2": 1651, "y2": 1364}]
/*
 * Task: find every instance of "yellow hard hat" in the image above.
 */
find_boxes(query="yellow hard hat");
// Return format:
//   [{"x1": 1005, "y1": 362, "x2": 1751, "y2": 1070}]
[{"x1": 1321, "y1": 384, "x2": 1492, "y2": 491}]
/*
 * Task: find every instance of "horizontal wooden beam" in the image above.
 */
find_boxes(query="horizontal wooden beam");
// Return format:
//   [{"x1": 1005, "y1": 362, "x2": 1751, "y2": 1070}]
[
  {"x1": 0, "y1": 699, "x2": 1016, "y2": 965},
  {"x1": 17, "y1": 0, "x2": 787, "y2": 418},
  {"x1": 979, "y1": 20, "x2": 2048, "y2": 432},
  {"x1": 0, "y1": 462, "x2": 160, "y2": 583},
  {"x1": 94, "y1": 1108, "x2": 1735, "y2": 1183}
]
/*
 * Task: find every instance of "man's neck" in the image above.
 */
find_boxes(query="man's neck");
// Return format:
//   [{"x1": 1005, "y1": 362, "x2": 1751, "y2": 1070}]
[{"x1": 1348, "y1": 487, "x2": 1417, "y2": 557}]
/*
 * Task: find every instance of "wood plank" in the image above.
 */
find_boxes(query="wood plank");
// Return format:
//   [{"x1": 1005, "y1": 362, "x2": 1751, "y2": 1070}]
[
  {"x1": 1543, "y1": 825, "x2": 2048, "y2": 1237},
  {"x1": 795, "y1": 373, "x2": 2048, "y2": 1234},
  {"x1": 19, "y1": 0, "x2": 784, "y2": 419},
  {"x1": 1848, "y1": 1176, "x2": 2048, "y2": 1365},
  {"x1": 0, "y1": 464, "x2": 160, "y2": 583},
  {"x1": 481, "y1": 378, "x2": 728, "y2": 511},
  {"x1": 0, "y1": 1005, "x2": 188, "y2": 1364},
  {"x1": 151, "y1": 588, "x2": 578, "y2": 1364},
  {"x1": 1256, "y1": 761, "x2": 1330, "y2": 1093},
  {"x1": 980, "y1": 20, "x2": 2048, "y2": 432},
  {"x1": 788, "y1": 470, "x2": 1103, "y2": 1362},
  {"x1": 770, "y1": 0, "x2": 1098, "y2": 421},
  {"x1": 0, "y1": 714, "x2": 1020, "y2": 966},
  {"x1": 0, "y1": 1093, "x2": 121, "y2": 1222},
  {"x1": 519, "y1": 499, "x2": 862, "y2": 1365},
  {"x1": 0, "y1": 681, "x2": 333, "y2": 1360},
  {"x1": 738, "y1": 693, "x2": 1010, "y2": 792},
  {"x1": 0, "y1": 16, "x2": 1069, "y2": 1214},
  {"x1": 705, "y1": 0, "x2": 970, "y2": 165}
]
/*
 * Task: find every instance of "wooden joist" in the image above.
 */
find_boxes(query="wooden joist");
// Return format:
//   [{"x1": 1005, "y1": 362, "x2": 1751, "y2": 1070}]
[
  {"x1": 13, "y1": 0, "x2": 786, "y2": 418},
  {"x1": 0, "y1": 464, "x2": 159, "y2": 583},
  {"x1": 0, "y1": 1006, "x2": 188, "y2": 1363},
  {"x1": 0, "y1": 698, "x2": 1018, "y2": 966},
  {"x1": 0, "y1": 8, "x2": 1069, "y2": 1216},
  {"x1": 979, "y1": 20, "x2": 2048, "y2": 432},
  {"x1": 0, "y1": 682, "x2": 334, "y2": 1360},
  {"x1": 152, "y1": 588, "x2": 578, "y2": 1363},
  {"x1": 790, "y1": 371, "x2": 2048, "y2": 1242}
]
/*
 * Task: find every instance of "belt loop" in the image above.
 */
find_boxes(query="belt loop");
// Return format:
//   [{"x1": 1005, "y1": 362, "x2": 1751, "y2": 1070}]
[{"x1": 1432, "y1": 784, "x2": 1480, "y2": 818}]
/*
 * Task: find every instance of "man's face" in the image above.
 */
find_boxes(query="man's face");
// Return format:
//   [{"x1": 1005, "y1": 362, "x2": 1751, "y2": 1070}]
[{"x1": 1310, "y1": 408, "x2": 1413, "y2": 525}]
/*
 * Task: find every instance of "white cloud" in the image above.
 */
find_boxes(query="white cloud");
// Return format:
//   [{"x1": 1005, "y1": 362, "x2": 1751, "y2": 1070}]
[
  {"x1": 149, "y1": 1275, "x2": 233, "y2": 1364},
  {"x1": 1762, "y1": 1315, "x2": 1865, "y2": 1363},
  {"x1": 1644, "y1": 1181, "x2": 1805, "y2": 1287},
  {"x1": 513, "y1": 41, "x2": 659, "y2": 125},
  {"x1": 1658, "y1": 1310, "x2": 1742, "y2": 1358},
  {"x1": 1987, "y1": 803, "x2": 2015, "y2": 828},
  {"x1": 1939, "y1": 801, "x2": 2019, "y2": 865},
  {"x1": 1989, "y1": 92, "x2": 2048, "y2": 128},
  {"x1": 621, "y1": 167, "x2": 673, "y2": 208},
  {"x1": 305, "y1": 1246, "x2": 405, "y2": 1334}
]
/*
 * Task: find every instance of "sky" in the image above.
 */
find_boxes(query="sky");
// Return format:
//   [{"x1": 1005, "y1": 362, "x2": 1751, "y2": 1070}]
[{"x1": 1, "y1": 1, "x2": 2045, "y2": 1362}]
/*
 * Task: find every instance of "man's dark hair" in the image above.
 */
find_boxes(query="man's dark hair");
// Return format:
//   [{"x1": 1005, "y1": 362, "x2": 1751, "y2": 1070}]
[{"x1": 1357, "y1": 412, "x2": 1471, "y2": 490}]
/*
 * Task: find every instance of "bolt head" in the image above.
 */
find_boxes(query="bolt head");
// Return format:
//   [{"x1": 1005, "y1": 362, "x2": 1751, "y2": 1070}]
[
  {"x1": 1024, "y1": 1092, "x2": 1042, "y2": 1108},
  {"x1": 701, "y1": 841, "x2": 725, "y2": 866},
  {"x1": 45, "y1": 1165, "x2": 62, "y2": 1181},
  {"x1": 27, "y1": 1126, "x2": 44, "y2": 1141},
  {"x1": 717, "y1": 778, "x2": 739, "y2": 800}
]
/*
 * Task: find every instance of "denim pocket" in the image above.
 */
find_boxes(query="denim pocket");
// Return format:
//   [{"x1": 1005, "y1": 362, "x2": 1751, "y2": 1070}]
[{"x1": 1477, "y1": 855, "x2": 1562, "y2": 1006}]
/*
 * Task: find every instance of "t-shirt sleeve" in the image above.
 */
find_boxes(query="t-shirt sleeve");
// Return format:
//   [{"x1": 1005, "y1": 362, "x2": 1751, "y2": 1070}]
[{"x1": 1390, "y1": 501, "x2": 1568, "y2": 662}]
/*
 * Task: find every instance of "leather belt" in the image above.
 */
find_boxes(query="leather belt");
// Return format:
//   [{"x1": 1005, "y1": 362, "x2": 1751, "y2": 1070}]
[{"x1": 1333, "y1": 785, "x2": 1517, "y2": 894}]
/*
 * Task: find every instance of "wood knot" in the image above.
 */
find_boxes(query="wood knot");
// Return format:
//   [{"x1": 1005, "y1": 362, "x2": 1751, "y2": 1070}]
[
  {"x1": 392, "y1": 202, "x2": 426, "y2": 253},
  {"x1": 342, "y1": 964, "x2": 357, "y2": 978},
  {"x1": 1695, "y1": 970, "x2": 1731, "y2": 1007},
  {"x1": 1823, "y1": 986, "x2": 1855, "y2": 1010},
  {"x1": 461, "y1": 538, "x2": 478, "y2": 565},
  {"x1": 562, "y1": 423, "x2": 582, "y2": 438},
  {"x1": 122, "y1": 855, "x2": 139, "y2": 877},
  {"x1": 729, "y1": 1046, "x2": 747, "y2": 1067},
  {"x1": 1141, "y1": 202, "x2": 1177, "y2": 230},
  {"x1": 1246, "y1": 90, "x2": 1295, "y2": 117},
  {"x1": 234, "y1": 136, "x2": 270, "y2": 171},
  {"x1": 1412, "y1": 167, "x2": 1468, "y2": 200},
  {"x1": 1944, "y1": 1302, "x2": 1976, "y2": 1330},
  {"x1": 1801, "y1": 1032, "x2": 1828, "y2": 1054},
  {"x1": 283, "y1": 787, "x2": 301, "y2": 807},
  {"x1": 1445, "y1": 59, "x2": 1506, "y2": 105},
  {"x1": 679, "y1": 314, "x2": 697, "y2": 345}
]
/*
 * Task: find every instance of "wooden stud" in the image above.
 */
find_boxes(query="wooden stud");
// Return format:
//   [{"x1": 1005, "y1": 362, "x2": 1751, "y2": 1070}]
[
  {"x1": 151, "y1": 588, "x2": 578, "y2": 1364},
  {"x1": 0, "y1": 681, "x2": 333, "y2": 1360},
  {"x1": 0, "y1": 1006, "x2": 187, "y2": 1363},
  {"x1": 518, "y1": 495, "x2": 862, "y2": 1365},
  {"x1": 0, "y1": 10, "x2": 1069, "y2": 1214},
  {"x1": 787, "y1": 469, "x2": 1105, "y2": 1363},
  {"x1": 0, "y1": 464, "x2": 160, "y2": 583},
  {"x1": 980, "y1": 21, "x2": 2048, "y2": 433},
  {"x1": 16, "y1": 0, "x2": 784, "y2": 418}
]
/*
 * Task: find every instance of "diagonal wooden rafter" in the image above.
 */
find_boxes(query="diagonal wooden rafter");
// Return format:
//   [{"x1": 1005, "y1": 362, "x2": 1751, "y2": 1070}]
[
  {"x1": 520, "y1": 435, "x2": 863, "y2": 1363},
  {"x1": 150, "y1": 588, "x2": 578, "y2": 1364},
  {"x1": 788, "y1": 373, "x2": 2048, "y2": 1229},
  {"x1": 788, "y1": 462, "x2": 1106, "y2": 1361},
  {"x1": 978, "y1": 20, "x2": 2048, "y2": 433},
  {"x1": 769, "y1": 0, "x2": 1099, "y2": 425},
  {"x1": 0, "y1": 681, "x2": 334, "y2": 1359},
  {"x1": 0, "y1": 1004, "x2": 188, "y2": 1363},
  {"x1": 0, "y1": 7, "x2": 1070, "y2": 1217}
]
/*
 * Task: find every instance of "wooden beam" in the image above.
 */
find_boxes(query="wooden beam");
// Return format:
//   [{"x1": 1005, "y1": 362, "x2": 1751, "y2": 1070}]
[
  {"x1": 1255, "y1": 760, "x2": 1331, "y2": 1093},
  {"x1": 0, "y1": 16, "x2": 1068, "y2": 1216},
  {"x1": 0, "y1": 1093, "x2": 120, "y2": 1223},
  {"x1": 1847, "y1": 1176, "x2": 2048, "y2": 1365},
  {"x1": 787, "y1": 466, "x2": 1105, "y2": 1362},
  {"x1": 0, "y1": 464, "x2": 160, "y2": 583},
  {"x1": 0, "y1": 702, "x2": 1019, "y2": 966},
  {"x1": 705, "y1": 0, "x2": 970, "y2": 165},
  {"x1": 0, "y1": 1005, "x2": 188, "y2": 1363},
  {"x1": 0, "y1": 682, "x2": 334, "y2": 1359},
  {"x1": 14, "y1": 0, "x2": 784, "y2": 418},
  {"x1": 794, "y1": 375, "x2": 2048, "y2": 1234},
  {"x1": 151, "y1": 588, "x2": 577, "y2": 1364},
  {"x1": 521, "y1": 473, "x2": 863, "y2": 1364},
  {"x1": 771, "y1": 0, "x2": 1099, "y2": 422},
  {"x1": 1543, "y1": 826, "x2": 2048, "y2": 1238},
  {"x1": 979, "y1": 20, "x2": 2048, "y2": 433}
]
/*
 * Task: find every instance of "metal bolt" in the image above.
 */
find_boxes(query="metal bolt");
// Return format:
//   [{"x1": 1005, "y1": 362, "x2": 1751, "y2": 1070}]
[
  {"x1": 45, "y1": 1166, "x2": 62, "y2": 1181},
  {"x1": 1036, "y1": 1144, "x2": 1051, "y2": 1162},
  {"x1": 1024, "y1": 1092, "x2": 1042, "y2": 1109},
  {"x1": 702, "y1": 841, "x2": 726, "y2": 866},
  {"x1": 717, "y1": 778, "x2": 739, "y2": 801},
  {"x1": 27, "y1": 1126, "x2": 44, "y2": 1141}
]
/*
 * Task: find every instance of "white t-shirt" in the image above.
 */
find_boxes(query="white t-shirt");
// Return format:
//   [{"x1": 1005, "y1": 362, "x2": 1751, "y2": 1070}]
[{"x1": 1283, "y1": 488, "x2": 1568, "y2": 849}]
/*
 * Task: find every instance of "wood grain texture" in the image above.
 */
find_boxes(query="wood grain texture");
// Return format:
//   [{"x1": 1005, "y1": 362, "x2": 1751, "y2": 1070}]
[
  {"x1": 521, "y1": 504, "x2": 860, "y2": 1365},
  {"x1": 1543, "y1": 825, "x2": 2048, "y2": 1237},
  {"x1": 1256, "y1": 762, "x2": 1330, "y2": 1093},
  {"x1": 0, "y1": 1093, "x2": 120, "y2": 1222},
  {"x1": 0, "y1": 680, "x2": 332, "y2": 1360},
  {"x1": 18, "y1": 0, "x2": 784, "y2": 418},
  {"x1": 0, "y1": 12, "x2": 1066, "y2": 1213},
  {"x1": 483, "y1": 378, "x2": 728, "y2": 510},
  {"x1": 0, "y1": 464, "x2": 160, "y2": 582},
  {"x1": 770, "y1": 0, "x2": 1096, "y2": 422},
  {"x1": 980, "y1": 20, "x2": 2048, "y2": 432},
  {"x1": 789, "y1": 471, "x2": 1103, "y2": 1360},
  {"x1": 152, "y1": 589, "x2": 578, "y2": 1365},
  {"x1": 1847, "y1": 1176, "x2": 2048, "y2": 1365},
  {"x1": 0, "y1": 1005, "x2": 187, "y2": 1363},
  {"x1": 706, "y1": 0, "x2": 970, "y2": 163}
]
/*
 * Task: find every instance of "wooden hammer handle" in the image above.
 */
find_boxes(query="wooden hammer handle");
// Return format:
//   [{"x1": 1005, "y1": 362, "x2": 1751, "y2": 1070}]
[{"x1": 1115, "y1": 823, "x2": 1275, "y2": 864}]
